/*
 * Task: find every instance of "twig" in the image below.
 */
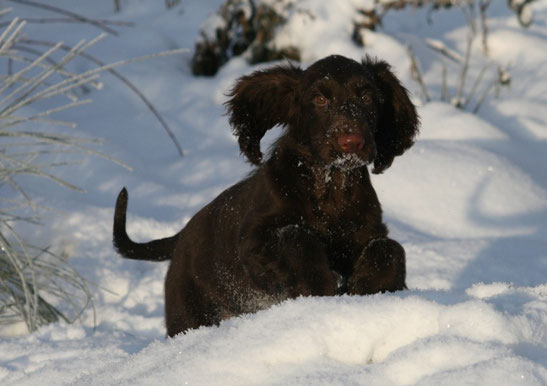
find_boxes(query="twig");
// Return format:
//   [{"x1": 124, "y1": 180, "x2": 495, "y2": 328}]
[
  {"x1": 0, "y1": 41, "x2": 65, "y2": 107},
  {"x1": 6, "y1": 46, "x2": 103, "y2": 92},
  {"x1": 461, "y1": 0, "x2": 477, "y2": 34},
  {"x1": 0, "y1": 157, "x2": 37, "y2": 210},
  {"x1": 441, "y1": 60, "x2": 448, "y2": 102},
  {"x1": 12, "y1": 44, "x2": 98, "y2": 96},
  {"x1": 479, "y1": 0, "x2": 492, "y2": 55},
  {"x1": 0, "y1": 17, "x2": 27, "y2": 53},
  {"x1": 6, "y1": 0, "x2": 120, "y2": 36},
  {"x1": 406, "y1": 44, "x2": 430, "y2": 102},
  {"x1": 0, "y1": 158, "x2": 85, "y2": 192},
  {"x1": 0, "y1": 229, "x2": 96, "y2": 330},
  {"x1": 463, "y1": 63, "x2": 490, "y2": 109},
  {"x1": 0, "y1": 18, "x2": 134, "y2": 29},
  {"x1": 453, "y1": 31, "x2": 474, "y2": 108},
  {"x1": 22, "y1": 38, "x2": 187, "y2": 157},
  {"x1": 0, "y1": 130, "x2": 131, "y2": 170},
  {"x1": 0, "y1": 8, "x2": 13, "y2": 17},
  {"x1": 425, "y1": 38, "x2": 463, "y2": 63},
  {"x1": 19, "y1": 47, "x2": 189, "y2": 113},
  {"x1": 0, "y1": 99, "x2": 94, "y2": 131},
  {"x1": 0, "y1": 223, "x2": 38, "y2": 330},
  {"x1": 472, "y1": 74, "x2": 497, "y2": 113},
  {"x1": 10, "y1": 44, "x2": 57, "y2": 67},
  {"x1": 0, "y1": 17, "x2": 22, "y2": 50},
  {"x1": 0, "y1": 36, "x2": 105, "y2": 116}
]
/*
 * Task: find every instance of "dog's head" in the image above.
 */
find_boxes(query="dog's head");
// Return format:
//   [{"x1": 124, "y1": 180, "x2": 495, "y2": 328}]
[{"x1": 226, "y1": 55, "x2": 419, "y2": 174}]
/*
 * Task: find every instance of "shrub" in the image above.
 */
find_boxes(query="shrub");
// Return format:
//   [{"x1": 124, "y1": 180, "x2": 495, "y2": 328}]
[{"x1": 0, "y1": 10, "x2": 184, "y2": 333}]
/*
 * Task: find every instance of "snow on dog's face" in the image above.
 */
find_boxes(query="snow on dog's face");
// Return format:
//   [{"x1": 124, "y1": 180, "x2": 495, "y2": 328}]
[
  {"x1": 226, "y1": 54, "x2": 419, "y2": 174},
  {"x1": 297, "y1": 56, "x2": 382, "y2": 168}
]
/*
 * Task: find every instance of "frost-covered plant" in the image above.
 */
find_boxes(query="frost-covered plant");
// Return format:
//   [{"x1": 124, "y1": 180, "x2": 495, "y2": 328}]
[
  {"x1": 401, "y1": 0, "x2": 512, "y2": 112},
  {"x1": 407, "y1": 35, "x2": 510, "y2": 113},
  {"x1": 193, "y1": 0, "x2": 537, "y2": 76},
  {"x1": 507, "y1": 0, "x2": 537, "y2": 27},
  {"x1": 192, "y1": 0, "x2": 299, "y2": 76},
  {"x1": 365, "y1": 0, "x2": 538, "y2": 27},
  {"x1": 0, "y1": 16, "x2": 102, "y2": 333},
  {"x1": 0, "y1": 12, "x2": 184, "y2": 333}
]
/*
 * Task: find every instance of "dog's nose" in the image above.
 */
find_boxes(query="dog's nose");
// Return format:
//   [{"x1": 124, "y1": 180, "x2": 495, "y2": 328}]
[{"x1": 337, "y1": 134, "x2": 364, "y2": 153}]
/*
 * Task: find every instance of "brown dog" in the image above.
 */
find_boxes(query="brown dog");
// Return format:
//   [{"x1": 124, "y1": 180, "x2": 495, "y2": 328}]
[{"x1": 113, "y1": 55, "x2": 419, "y2": 337}]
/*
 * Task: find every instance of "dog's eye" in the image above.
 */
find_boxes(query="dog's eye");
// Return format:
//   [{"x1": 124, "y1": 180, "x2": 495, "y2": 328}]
[
  {"x1": 313, "y1": 95, "x2": 328, "y2": 107},
  {"x1": 361, "y1": 93, "x2": 373, "y2": 105}
]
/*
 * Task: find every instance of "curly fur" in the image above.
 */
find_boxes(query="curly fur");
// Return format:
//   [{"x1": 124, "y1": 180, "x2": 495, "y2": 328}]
[{"x1": 113, "y1": 55, "x2": 419, "y2": 337}]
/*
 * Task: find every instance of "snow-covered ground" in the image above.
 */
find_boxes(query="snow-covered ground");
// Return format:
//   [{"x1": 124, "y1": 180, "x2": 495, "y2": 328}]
[{"x1": 1, "y1": 1, "x2": 546, "y2": 384}]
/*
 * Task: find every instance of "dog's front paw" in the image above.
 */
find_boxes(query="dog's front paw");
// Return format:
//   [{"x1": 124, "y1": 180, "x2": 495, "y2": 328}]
[
  {"x1": 276, "y1": 225, "x2": 338, "y2": 296},
  {"x1": 347, "y1": 238, "x2": 406, "y2": 295}
]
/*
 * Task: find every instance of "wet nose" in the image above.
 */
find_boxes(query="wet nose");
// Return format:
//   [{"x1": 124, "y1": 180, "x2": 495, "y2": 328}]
[{"x1": 337, "y1": 134, "x2": 364, "y2": 153}]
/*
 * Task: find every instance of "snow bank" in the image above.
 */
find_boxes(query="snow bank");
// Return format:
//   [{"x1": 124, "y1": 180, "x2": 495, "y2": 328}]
[
  {"x1": 374, "y1": 102, "x2": 547, "y2": 239},
  {"x1": 3, "y1": 290, "x2": 545, "y2": 385}
]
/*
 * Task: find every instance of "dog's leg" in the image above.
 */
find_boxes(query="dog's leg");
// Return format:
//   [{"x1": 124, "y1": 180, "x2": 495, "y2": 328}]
[
  {"x1": 164, "y1": 263, "x2": 221, "y2": 337},
  {"x1": 245, "y1": 225, "x2": 338, "y2": 298},
  {"x1": 347, "y1": 238, "x2": 407, "y2": 295}
]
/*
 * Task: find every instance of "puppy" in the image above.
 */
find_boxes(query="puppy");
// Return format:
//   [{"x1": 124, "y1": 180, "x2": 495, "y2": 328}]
[{"x1": 113, "y1": 55, "x2": 419, "y2": 337}]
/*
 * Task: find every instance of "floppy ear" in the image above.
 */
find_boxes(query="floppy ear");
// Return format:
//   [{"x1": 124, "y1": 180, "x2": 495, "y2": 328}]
[
  {"x1": 226, "y1": 64, "x2": 303, "y2": 165},
  {"x1": 363, "y1": 58, "x2": 419, "y2": 174}
]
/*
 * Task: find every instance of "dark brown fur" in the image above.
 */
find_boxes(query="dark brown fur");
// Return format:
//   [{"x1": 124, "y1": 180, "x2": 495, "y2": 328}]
[{"x1": 113, "y1": 55, "x2": 419, "y2": 337}]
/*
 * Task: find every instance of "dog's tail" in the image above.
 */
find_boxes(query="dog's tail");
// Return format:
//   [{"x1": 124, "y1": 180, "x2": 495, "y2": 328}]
[{"x1": 113, "y1": 187, "x2": 178, "y2": 261}]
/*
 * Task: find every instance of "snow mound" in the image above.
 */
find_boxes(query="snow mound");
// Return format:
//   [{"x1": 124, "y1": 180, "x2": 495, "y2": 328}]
[{"x1": 53, "y1": 293, "x2": 547, "y2": 385}]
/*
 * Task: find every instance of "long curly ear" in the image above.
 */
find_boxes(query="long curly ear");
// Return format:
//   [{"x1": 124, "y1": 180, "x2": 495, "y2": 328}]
[
  {"x1": 225, "y1": 64, "x2": 303, "y2": 165},
  {"x1": 363, "y1": 58, "x2": 419, "y2": 174}
]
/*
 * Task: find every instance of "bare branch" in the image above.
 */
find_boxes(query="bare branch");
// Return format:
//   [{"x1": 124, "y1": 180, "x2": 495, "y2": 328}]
[
  {"x1": 6, "y1": 0, "x2": 120, "y2": 36},
  {"x1": 463, "y1": 63, "x2": 490, "y2": 109},
  {"x1": 441, "y1": 60, "x2": 449, "y2": 102},
  {"x1": 21, "y1": 38, "x2": 187, "y2": 157},
  {"x1": 426, "y1": 39, "x2": 463, "y2": 63},
  {"x1": 0, "y1": 17, "x2": 134, "y2": 29},
  {"x1": 479, "y1": 0, "x2": 492, "y2": 55},
  {"x1": 453, "y1": 31, "x2": 474, "y2": 108},
  {"x1": 406, "y1": 44, "x2": 430, "y2": 102}
]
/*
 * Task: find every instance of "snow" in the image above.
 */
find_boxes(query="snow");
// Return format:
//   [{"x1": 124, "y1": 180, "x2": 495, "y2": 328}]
[{"x1": 1, "y1": 1, "x2": 546, "y2": 385}]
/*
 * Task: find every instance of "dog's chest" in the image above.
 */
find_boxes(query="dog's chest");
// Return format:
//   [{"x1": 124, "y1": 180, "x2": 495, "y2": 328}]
[
  {"x1": 305, "y1": 172, "x2": 363, "y2": 234},
  {"x1": 310, "y1": 167, "x2": 365, "y2": 212}
]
